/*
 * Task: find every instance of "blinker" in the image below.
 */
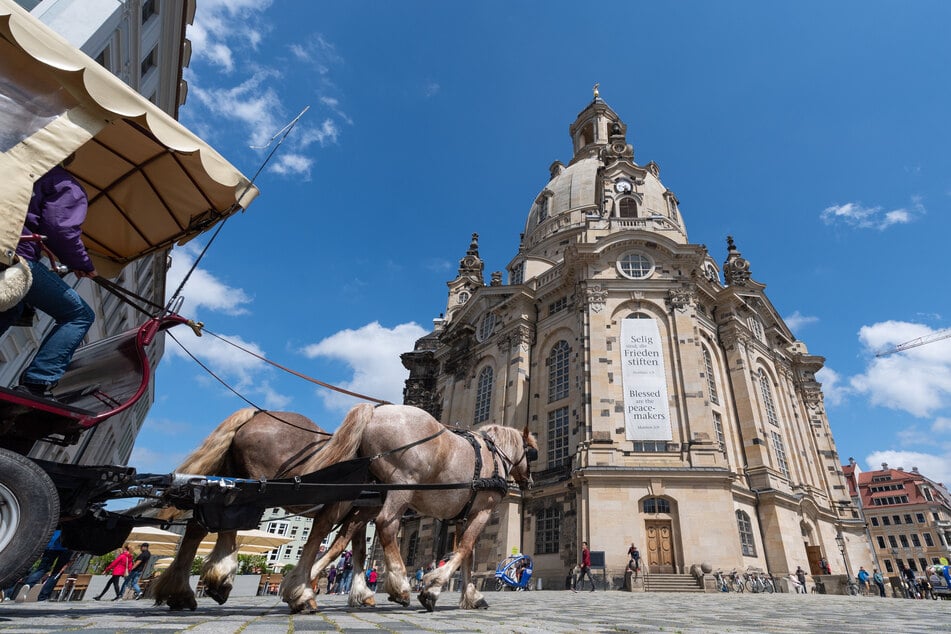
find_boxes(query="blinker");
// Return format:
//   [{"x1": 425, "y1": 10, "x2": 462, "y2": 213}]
[{"x1": 525, "y1": 446, "x2": 538, "y2": 462}]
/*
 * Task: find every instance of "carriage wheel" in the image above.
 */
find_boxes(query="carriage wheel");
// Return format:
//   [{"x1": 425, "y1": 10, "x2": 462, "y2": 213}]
[{"x1": 0, "y1": 449, "x2": 59, "y2": 588}]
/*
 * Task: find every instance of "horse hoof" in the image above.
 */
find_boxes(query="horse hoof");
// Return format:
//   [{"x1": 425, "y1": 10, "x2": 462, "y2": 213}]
[
  {"x1": 475, "y1": 598, "x2": 489, "y2": 609},
  {"x1": 419, "y1": 591, "x2": 436, "y2": 612},
  {"x1": 364, "y1": 596, "x2": 376, "y2": 607},
  {"x1": 387, "y1": 595, "x2": 410, "y2": 607},
  {"x1": 205, "y1": 586, "x2": 231, "y2": 605}
]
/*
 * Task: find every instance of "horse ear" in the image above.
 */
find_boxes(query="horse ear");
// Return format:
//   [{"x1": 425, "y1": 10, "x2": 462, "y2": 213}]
[{"x1": 522, "y1": 424, "x2": 531, "y2": 442}]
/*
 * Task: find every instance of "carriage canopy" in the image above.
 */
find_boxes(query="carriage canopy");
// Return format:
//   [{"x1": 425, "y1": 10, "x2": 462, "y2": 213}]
[{"x1": 0, "y1": 0, "x2": 259, "y2": 275}]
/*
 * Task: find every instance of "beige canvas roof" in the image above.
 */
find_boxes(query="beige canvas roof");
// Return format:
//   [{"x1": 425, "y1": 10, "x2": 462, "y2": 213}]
[{"x1": 0, "y1": 0, "x2": 259, "y2": 275}]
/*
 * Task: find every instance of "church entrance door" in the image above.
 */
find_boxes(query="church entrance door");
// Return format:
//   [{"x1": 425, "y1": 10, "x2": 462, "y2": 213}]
[
  {"x1": 645, "y1": 520, "x2": 675, "y2": 573},
  {"x1": 806, "y1": 545, "x2": 823, "y2": 575}
]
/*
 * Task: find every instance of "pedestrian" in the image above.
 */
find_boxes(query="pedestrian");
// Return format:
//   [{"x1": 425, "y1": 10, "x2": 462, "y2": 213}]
[
  {"x1": 3, "y1": 530, "x2": 73, "y2": 601},
  {"x1": 326, "y1": 565, "x2": 337, "y2": 594},
  {"x1": 627, "y1": 543, "x2": 641, "y2": 581},
  {"x1": 902, "y1": 566, "x2": 919, "y2": 598},
  {"x1": 368, "y1": 566, "x2": 378, "y2": 592},
  {"x1": 573, "y1": 541, "x2": 595, "y2": 592},
  {"x1": 414, "y1": 567, "x2": 424, "y2": 591},
  {"x1": 339, "y1": 550, "x2": 354, "y2": 594},
  {"x1": 872, "y1": 568, "x2": 886, "y2": 597},
  {"x1": 0, "y1": 157, "x2": 97, "y2": 399},
  {"x1": 119, "y1": 543, "x2": 151, "y2": 599},
  {"x1": 795, "y1": 566, "x2": 807, "y2": 594},
  {"x1": 94, "y1": 544, "x2": 134, "y2": 601},
  {"x1": 856, "y1": 566, "x2": 870, "y2": 596}
]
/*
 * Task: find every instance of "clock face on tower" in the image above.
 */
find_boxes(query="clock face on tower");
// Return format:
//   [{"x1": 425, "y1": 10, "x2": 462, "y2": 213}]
[{"x1": 615, "y1": 179, "x2": 633, "y2": 193}]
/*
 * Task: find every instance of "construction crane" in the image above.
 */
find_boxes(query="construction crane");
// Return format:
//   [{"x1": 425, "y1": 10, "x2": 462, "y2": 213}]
[{"x1": 875, "y1": 328, "x2": 951, "y2": 357}]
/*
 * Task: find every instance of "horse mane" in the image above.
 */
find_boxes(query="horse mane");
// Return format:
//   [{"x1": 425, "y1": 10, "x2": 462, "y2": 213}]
[{"x1": 476, "y1": 424, "x2": 536, "y2": 461}]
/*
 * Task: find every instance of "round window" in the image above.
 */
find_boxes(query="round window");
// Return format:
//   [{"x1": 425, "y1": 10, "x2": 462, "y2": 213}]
[
  {"x1": 458, "y1": 291, "x2": 470, "y2": 304},
  {"x1": 617, "y1": 252, "x2": 653, "y2": 279}
]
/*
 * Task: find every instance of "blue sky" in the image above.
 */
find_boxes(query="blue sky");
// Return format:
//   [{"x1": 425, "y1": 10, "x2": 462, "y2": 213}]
[{"x1": 130, "y1": 0, "x2": 951, "y2": 486}]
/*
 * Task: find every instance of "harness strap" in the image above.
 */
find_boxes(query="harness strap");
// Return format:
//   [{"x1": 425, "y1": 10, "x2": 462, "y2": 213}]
[{"x1": 449, "y1": 429, "x2": 509, "y2": 522}]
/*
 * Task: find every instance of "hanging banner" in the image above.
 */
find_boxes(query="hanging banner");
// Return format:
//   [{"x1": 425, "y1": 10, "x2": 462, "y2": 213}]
[{"x1": 621, "y1": 319, "x2": 672, "y2": 440}]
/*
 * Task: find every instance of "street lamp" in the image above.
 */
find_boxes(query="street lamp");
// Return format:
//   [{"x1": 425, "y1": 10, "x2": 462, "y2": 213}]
[{"x1": 835, "y1": 531, "x2": 852, "y2": 579}]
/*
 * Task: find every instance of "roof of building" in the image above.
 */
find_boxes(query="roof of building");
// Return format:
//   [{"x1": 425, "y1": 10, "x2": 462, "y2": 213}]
[{"x1": 844, "y1": 463, "x2": 951, "y2": 510}]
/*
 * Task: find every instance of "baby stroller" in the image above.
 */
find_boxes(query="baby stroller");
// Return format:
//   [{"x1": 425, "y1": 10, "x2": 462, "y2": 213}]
[{"x1": 495, "y1": 554, "x2": 533, "y2": 591}]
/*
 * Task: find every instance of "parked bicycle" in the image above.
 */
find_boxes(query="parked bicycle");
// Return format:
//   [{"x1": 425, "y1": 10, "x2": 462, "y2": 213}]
[
  {"x1": 845, "y1": 577, "x2": 860, "y2": 596},
  {"x1": 729, "y1": 569, "x2": 745, "y2": 593},
  {"x1": 744, "y1": 570, "x2": 775, "y2": 593},
  {"x1": 713, "y1": 569, "x2": 730, "y2": 592}
]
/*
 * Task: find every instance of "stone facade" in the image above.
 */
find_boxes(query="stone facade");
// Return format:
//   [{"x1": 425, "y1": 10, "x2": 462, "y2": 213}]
[{"x1": 400, "y1": 91, "x2": 873, "y2": 589}]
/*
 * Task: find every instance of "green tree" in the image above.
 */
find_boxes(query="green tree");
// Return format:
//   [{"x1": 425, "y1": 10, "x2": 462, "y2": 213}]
[
  {"x1": 87, "y1": 551, "x2": 118, "y2": 574},
  {"x1": 237, "y1": 554, "x2": 267, "y2": 574},
  {"x1": 190, "y1": 556, "x2": 204, "y2": 575}
]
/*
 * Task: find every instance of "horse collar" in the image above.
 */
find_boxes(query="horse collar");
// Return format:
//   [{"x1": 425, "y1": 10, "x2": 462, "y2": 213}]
[{"x1": 450, "y1": 429, "x2": 508, "y2": 522}]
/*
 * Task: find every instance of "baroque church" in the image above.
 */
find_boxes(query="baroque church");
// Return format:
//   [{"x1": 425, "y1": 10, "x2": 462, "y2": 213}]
[{"x1": 398, "y1": 90, "x2": 871, "y2": 588}]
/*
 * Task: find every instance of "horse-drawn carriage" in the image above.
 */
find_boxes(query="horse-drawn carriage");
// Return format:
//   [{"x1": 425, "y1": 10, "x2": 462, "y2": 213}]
[{"x1": 0, "y1": 2, "x2": 538, "y2": 615}]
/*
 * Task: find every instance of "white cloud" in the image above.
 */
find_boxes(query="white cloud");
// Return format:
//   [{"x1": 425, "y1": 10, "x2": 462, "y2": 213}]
[
  {"x1": 301, "y1": 322, "x2": 428, "y2": 412},
  {"x1": 424, "y1": 82, "x2": 441, "y2": 98},
  {"x1": 820, "y1": 197, "x2": 925, "y2": 230},
  {"x1": 848, "y1": 321, "x2": 951, "y2": 417},
  {"x1": 864, "y1": 450, "x2": 951, "y2": 487},
  {"x1": 270, "y1": 153, "x2": 313, "y2": 177},
  {"x1": 784, "y1": 310, "x2": 818, "y2": 332},
  {"x1": 166, "y1": 243, "x2": 252, "y2": 316},
  {"x1": 189, "y1": 70, "x2": 285, "y2": 147},
  {"x1": 190, "y1": 0, "x2": 273, "y2": 71},
  {"x1": 932, "y1": 417, "x2": 951, "y2": 433},
  {"x1": 816, "y1": 367, "x2": 849, "y2": 406}
]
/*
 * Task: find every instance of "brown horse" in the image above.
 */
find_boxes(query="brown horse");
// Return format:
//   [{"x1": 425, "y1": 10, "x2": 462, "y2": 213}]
[
  {"x1": 145, "y1": 408, "x2": 364, "y2": 611},
  {"x1": 281, "y1": 403, "x2": 537, "y2": 613}
]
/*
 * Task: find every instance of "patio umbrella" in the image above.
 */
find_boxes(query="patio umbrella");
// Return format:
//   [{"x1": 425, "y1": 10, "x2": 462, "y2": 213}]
[
  {"x1": 124, "y1": 526, "x2": 182, "y2": 557},
  {"x1": 197, "y1": 529, "x2": 294, "y2": 556}
]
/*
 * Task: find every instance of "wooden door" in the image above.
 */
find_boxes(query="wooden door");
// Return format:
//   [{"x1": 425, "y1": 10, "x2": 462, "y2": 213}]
[
  {"x1": 645, "y1": 520, "x2": 675, "y2": 573},
  {"x1": 806, "y1": 545, "x2": 823, "y2": 575}
]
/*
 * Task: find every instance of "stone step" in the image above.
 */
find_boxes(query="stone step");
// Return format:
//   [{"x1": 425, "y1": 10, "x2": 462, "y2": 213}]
[{"x1": 644, "y1": 574, "x2": 703, "y2": 593}]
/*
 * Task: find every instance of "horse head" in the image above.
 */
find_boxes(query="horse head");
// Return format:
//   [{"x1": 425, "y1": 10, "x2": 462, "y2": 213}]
[{"x1": 482, "y1": 424, "x2": 538, "y2": 491}]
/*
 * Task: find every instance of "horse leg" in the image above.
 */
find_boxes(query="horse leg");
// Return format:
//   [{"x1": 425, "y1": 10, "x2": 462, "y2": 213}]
[
  {"x1": 282, "y1": 503, "x2": 354, "y2": 613},
  {"x1": 200, "y1": 530, "x2": 238, "y2": 604},
  {"x1": 151, "y1": 519, "x2": 207, "y2": 610},
  {"x1": 373, "y1": 510, "x2": 411, "y2": 607},
  {"x1": 347, "y1": 523, "x2": 375, "y2": 608},
  {"x1": 420, "y1": 509, "x2": 491, "y2": 611},
  {"x1": 458, "y1": 549, "x2": 488, "y2": 610}
]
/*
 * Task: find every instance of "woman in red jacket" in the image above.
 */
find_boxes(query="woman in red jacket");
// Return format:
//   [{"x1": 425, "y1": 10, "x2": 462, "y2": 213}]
[{"x1": 94, "y1": 544, "x2": 134, "y2": 601}]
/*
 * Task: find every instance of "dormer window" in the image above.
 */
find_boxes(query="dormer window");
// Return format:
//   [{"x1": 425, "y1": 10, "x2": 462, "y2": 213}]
[
  {"x1": 457, "y1": 291, "x2": 470, "y2": 304},
  {"x1": 618, "y1": 198, "x2": 637, "y2": 219},
  {"x1": 538, "y1": 196, "x2": 549, "y2": 221},
  {"x1": 617, "y1": 252, "x2": 653, "y2": 279}
]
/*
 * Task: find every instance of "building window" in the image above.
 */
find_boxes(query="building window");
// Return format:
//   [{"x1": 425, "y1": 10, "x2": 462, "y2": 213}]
[
  {"x1": 736, "y1": 510, "x2": 756, "y2": 556},
  {"x1": 888, "y1": 535, "x2": 898, "y2": 548},
  {"x1": 883, "y1": 516, "x2": 891, "y2": 525},
  {"x1": 617, "y1": 252, "x2": 653, "y2": 279},
  {"x1": 477, "y1": 313, "x2": 496, "y2": 342},
  {"x1": 618, "y1": 198, "x2": 637, "y2": 218},
  {"x1": 924, "y1": 533, "x2": 935, "y2": 547},
  {"x1": 95, "y1": 45, "x2": 112, "y2": 70},
  {"x1": 748, "y1": 316, "x2": 765, "y2": 342},
  {"x1": 406, "y1": 531, "x2": 419, "y2": 567},
  {"x1": 140, "y1": 47, "x2": 157, "y2": 78},
  {"x1": 547, "y1": 406, "x2": 569, "y2": 467},
  {"x1": 703, "y1": 346, "x2": 719, "y2": 405},
  {"x1": 538, "y1": 196, "x2": 549, "y2": 221},
  {"x1": 474, "y1": 366, "x2": 493, "y2": 424},
  {"x1": 770, "y1": 430, "x2": 789, "y2": 478},
  {"x1": 904, "y1": 514, "x2": 914, "y2": 524},
  {"x1": 266, "y1": 521, "x2": 289, "y2": 536},
  {"x1": 758, "y1": 370, "x2": 779, "y2": 426},
  {"x1": 925, "y1": 488, "x2": 934, "y2": 502},
  {"x1": 876, "y1": 536, "x2": 886, "y2": 549},
  {"x1": 633, "y1": 440, "x2": 669, "y2": 452},
  {"x1": 916, "y1": 513, "x2": 926, "y2": 523},
  {"x1": 142, "y1": 0, "x2": 157, "y2": 23},
  {"x1": 535, "y1": 507, "x2": 561, "y2": 554},
  {"x1": 548, "y1": 296, "x2": 567, "y2": 316},
  {"x1": 894, "y1": 515, "x2": 902, "y2": 525},
  {"x1": 919, "y1": 558, "x2": 929, "y2": 571},
  {"x1": 871, "y1": 517, "x2": 879, "y2": 526},
  {"x1": 713, "y1": 411, "x2": 725, "y2": 451},
  {"x1": 457, "y1": 291, "x2": 470, "y2": 304},
  {"x1": 643, "y1": 498, "x2": 670, "y2": 514},
  {"x1": 547, "y1": 341, "x2": 570, "y2": 402},
  {"x1": 899, "y1": 535, "x2": 909, "y2": 548},
  {"x1": 884, "y1": 560, "x2": 894, "y2": 573},
  {"x1": 510, "y1": 262, "x2": 524, "y2": 285},
  {"x1": 908, "y1": 559, "x2": 918, "y2": 572},
  {"x1": 911, "y1": 534, "x2": 922, "y2": 548}
]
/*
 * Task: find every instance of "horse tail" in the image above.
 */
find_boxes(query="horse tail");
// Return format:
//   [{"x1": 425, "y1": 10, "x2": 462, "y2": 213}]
[
  {"x1": 300, "y1": 402, "x2": 375, "y2": 472},
  {"x1": 176, "y1": 408, "x2": 260, "y2": 475}
]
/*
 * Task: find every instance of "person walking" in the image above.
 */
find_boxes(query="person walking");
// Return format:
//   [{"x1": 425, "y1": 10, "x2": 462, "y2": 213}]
[
  {"x1": 0, "y1": 159, "x2": 97, "y2": 399},
  {"x1": 326, "y1": 565, "x2": 337, "y2": 594},
  {"x1": 119, "y1": 543, "x2": 151, "y2": 599},
  {"x1": 94, "y1": 544, "x2": 134, "y2": 601},
  {"x1": 339, "y1": 550, "x2": 354, "y2": 594},
  {"x1": 573, "y1": 541, "x2": 595, "y2": 592},
  {"x1": 3, "y1": 530, "x2": 74, "y2": 601}
]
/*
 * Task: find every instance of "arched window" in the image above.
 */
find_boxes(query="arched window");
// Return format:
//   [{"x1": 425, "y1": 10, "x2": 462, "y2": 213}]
[
  {"x1": 538, "y1": 196, "x2": 549, "y2": 221},
  {"x1": 474, "y1": 366, "x2": 493, "y2": 424},
  {"x1": 736, "y1": 510, "x2": 756, "y2": 556},
  {"x1": 758, "y1": 369, "x2": 778, "y2": 426},
  {"x1": 547, "y1": 340, "x2": 570, "y2": 402},
  {"x1": 618, "y1": 198, "x2": 637, "y2": 218},
  {"x1": 702, "y1": 346, "x2": 719, "y2": 405},
  {"x1": 643, "y1": 497, "x2": 671, "y2": 514}
]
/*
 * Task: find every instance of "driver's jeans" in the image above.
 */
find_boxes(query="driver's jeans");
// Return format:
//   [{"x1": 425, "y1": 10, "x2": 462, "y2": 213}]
[{"x1": 0, "y1": 259, "x2": 94, "y2": 387}]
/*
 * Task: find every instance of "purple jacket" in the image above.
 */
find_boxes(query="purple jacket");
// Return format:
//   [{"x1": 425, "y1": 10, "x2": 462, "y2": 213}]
[{"x1": 17, "y1": 166, "x2": 94, "y2": 272}]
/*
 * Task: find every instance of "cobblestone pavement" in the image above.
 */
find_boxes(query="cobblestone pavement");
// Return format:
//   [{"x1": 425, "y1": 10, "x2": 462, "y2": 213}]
[{"x1": 0, "y1": 591, "x2": 948, "y2": 633}]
